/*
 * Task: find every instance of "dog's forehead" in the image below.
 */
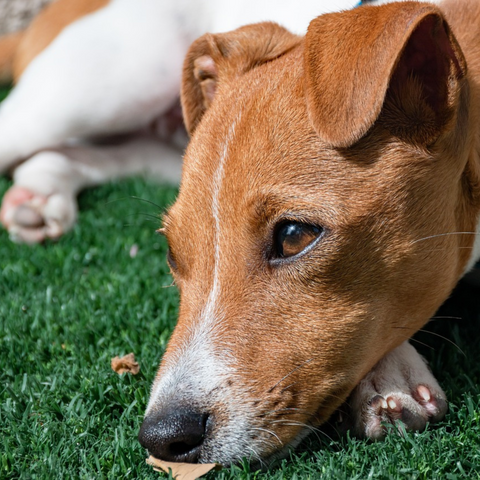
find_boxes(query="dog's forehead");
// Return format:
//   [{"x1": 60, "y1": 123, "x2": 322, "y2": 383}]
[{"x1": 179, "y1": 60, "x2": 345, "y2": 209}]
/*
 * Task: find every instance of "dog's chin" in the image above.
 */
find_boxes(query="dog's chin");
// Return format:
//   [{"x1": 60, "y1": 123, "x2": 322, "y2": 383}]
[
  {"x1": 252, "y1": 427, "x2": 313, "y2": 471},
  {"x1": 193, "y1": 423, "x2": 314, "y2": 470}
]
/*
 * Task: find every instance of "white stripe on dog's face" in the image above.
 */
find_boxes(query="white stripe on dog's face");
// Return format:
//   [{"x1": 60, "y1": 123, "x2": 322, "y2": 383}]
[
  {"x1": 145, "y1": 115, "x2": 268, "y2": 463},
  {"x1": 146, "y1": 117, "x2": 242, "y2": 415}
]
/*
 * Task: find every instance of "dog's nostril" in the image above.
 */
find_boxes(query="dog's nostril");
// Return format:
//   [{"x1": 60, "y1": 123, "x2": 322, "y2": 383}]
[
  {"x1": 138, "y1": 409, "x2": 209, "y2": 463},
  {"x1": 170, "y1": 439, "x2": 201, "y2": 457}
]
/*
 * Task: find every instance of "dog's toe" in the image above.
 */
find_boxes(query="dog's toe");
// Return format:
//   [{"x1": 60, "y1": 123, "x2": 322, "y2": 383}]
[
  {"x1": 9, "y1": 224, "x2": 48, "y2": 244},
  {"x1": 384, "y1": 392, "x2": 429, "y2": 433},
  {"x1": 358, "y1": 392, "x2": 426, "y2": 439},
  {"x1": 1, "y1": 186, "x2": 77, "y2": 243},
  {"x1": 13, "y1": 204, "x2": 45, "y2": 228},
  {"x1": 413, "y1": 384, "x2": 448, "y2": 421},
  {"x1": 338, "y1": 342, "x2": 448, "y2": 439},
  {"x1": 0, "y1": 186, "x2": 37, "y2": 226}
]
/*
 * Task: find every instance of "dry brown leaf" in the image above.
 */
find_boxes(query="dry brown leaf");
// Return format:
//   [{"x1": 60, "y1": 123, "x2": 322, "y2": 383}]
[
  {"x1": 111, "y1": 353, "x2": 140, "y2": 375},
  {"x1": 146, "y1": 456, "x2": 221, "y2": 479}
]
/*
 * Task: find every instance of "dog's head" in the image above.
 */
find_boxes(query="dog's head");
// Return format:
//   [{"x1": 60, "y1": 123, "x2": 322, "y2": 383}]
[{"x1": 139, "y1": 2, "x2": 480, "y2": 466}]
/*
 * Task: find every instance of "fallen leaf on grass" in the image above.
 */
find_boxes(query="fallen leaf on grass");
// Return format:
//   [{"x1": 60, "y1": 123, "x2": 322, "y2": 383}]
[
  {"x1": 146, "y1": 456, "x2": 221, "y2": 479},
  {"x1": 111, "y1": 353, "x2": 140, "y2": 375}
]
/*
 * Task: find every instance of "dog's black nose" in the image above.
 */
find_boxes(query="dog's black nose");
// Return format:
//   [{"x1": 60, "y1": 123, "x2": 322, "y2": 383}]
[{"x1": 138, "y1": 408, "x2": 209, "y2": 463}]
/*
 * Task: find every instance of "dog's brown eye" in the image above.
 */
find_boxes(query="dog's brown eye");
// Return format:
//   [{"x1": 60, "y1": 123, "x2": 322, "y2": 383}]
[{"x1": 273, "y1": 222, "x2": 322, "y2": 260}]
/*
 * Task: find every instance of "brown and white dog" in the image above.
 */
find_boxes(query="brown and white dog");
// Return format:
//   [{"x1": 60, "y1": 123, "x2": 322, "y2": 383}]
[{"x1": 138, "y1": 0, "x2": 480, "y2": 467}]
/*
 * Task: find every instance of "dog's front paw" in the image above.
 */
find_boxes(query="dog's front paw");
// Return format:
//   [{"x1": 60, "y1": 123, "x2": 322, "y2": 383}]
[
  {"x1": 0, "y1": 186, "x2": 77, "y2": 243},
  {"x1": 339, "y1": 341, "x2": 447, "y2": 439}
]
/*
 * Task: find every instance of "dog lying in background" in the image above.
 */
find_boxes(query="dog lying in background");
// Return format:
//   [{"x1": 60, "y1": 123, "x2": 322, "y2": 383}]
[
  {"x1": 0, "y1": 0, "x2": 363, "y2": 243},
  {"x1": 138, "y1": 0, "x2": 480, "y2": 466}
]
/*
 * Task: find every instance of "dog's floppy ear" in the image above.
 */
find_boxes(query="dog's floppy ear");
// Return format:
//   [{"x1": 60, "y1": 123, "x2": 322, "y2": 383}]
[
  {"x1": 304, "y1": 2, "x2": 466, "y2": 147},
  {"x1": 181, "y1": 22, "x2": 300, "y2": 134}
]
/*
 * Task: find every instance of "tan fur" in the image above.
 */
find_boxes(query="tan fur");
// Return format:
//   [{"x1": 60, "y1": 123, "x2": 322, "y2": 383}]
[
  {"x1": 304, "y1": 3, "x2": 465, "y2": 147},
  {"x1": 0, "y1": 32, "x2": 23, "y2": 83},
  {"x1": 181, "y1": 22, "x2": 301, "y2": 134},
  {"x1": 159, "y1": 0, "x2": 480, "y2": 453},
  {"x1": 0, "y1": 0, "x2": 109, "y2": 84}
]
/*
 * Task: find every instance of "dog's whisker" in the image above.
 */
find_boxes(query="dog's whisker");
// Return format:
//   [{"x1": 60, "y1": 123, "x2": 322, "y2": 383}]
[
  {"x1": 122, "y1": 220, "x2": 158, "y2": 229},
  {"x1": 264, "y1": 407, "x2": 317, "y2": 417},
  {"x1": 419, "y1": 247, "x2": 475, "y2": 252},
  {"x1": 128, "y1": 195, "x2": 163, "y2": 209},
  {"x1": 253, "y1": 437, "x2": 277, "y2": 454},
  {"x1": 430, "y1": 316, "x2": 463, "y2": 321},
  {"x1": 265, "y1": 411, "x2": 318, "y2": 421},
  {"x1": 391, "y1": 325, "x2": 449, "y2": 351},
  {"x1": 408, "y1": 337, "x2": 435, "y2": 351},
  {"x1": 103, "y1": 195, "x2": 162, "y2": 210},
  {"x1": 392, "y1": 326, "x2": 465, "y2": 355},
  {"x1": 122, "y1": 216, "x2": 160, "y2": 227},
  {"x1": 104, "y1": 195, "x2": 134, "y2": 206},
  {"x1": 251, "y1": 427, "x2": 283, "y2": 446},
  {"x1": 273, "y1": 420, "x2": 326, "y2": 436},
  {"x1": 245, "y1": 446, "x2": 262, "y2": 465},
  {"x1": 417, "y1": 329, "x2": 466, "y2": 356},
  {"x1": 271, "y1": 419, "x2": 333, "y2": 443},
  {"x1": 322, "y1": 391, "x2": 352, "y2": 408},
  {"x1": 279, "y1": 382, "x2": 297, "y2": 394},
  {"x1": 268, "y1": 358, "x2": 314, "y2": 393},
  {"x1": 124, "y1": 212, "x2": 160, "y2": 221},
  {"x1": 246, "y1": 444, "x2": 268, "y2": 469},
  {"x1": 411, "y1": 231, "x2": 479, "y2": 244}
]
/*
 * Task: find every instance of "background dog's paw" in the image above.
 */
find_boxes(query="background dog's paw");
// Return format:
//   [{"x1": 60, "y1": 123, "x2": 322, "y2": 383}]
[
  {"x1": 0, "y1": 185, "x2": 77, "y2": 243},
  {"x1": 336, "y1": 341, "x2": 448, "y2": 439}
]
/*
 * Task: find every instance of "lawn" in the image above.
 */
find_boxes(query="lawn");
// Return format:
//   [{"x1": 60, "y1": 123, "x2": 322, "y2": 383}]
[{"x1": 0, "y1": 89, "x2": 479, "y2": 478}]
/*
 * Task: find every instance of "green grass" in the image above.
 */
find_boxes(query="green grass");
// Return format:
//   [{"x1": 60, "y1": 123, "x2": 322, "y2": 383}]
[
  {"x1": 0, "y1": 85, "x2": 10, "y2": 102},
  {"x1": 0, "y1": 83, "x2": 479, "y2": 478}
]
